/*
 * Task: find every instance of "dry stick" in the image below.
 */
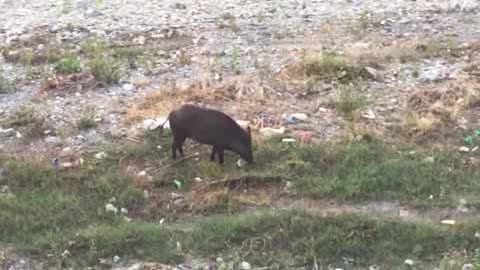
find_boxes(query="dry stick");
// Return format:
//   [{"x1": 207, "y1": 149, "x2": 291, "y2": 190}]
[{"x1": 151, "y1": 150, "x2": 207, "y2": 173}]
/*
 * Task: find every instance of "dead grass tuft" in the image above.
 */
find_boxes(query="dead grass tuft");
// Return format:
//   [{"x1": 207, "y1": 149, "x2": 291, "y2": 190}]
[{"x1": 125, "y1": 76, "x2": 269, "y2": 124}]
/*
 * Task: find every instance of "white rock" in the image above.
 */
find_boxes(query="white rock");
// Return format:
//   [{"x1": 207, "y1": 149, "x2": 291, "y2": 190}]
[
  {"x1": 95, "y1": 152, "x2": 108, "y2": 159},
  {"x1": 459, "y1": 146, "x2": 470, "y2": 153},
  {"x1": 105, "y1": 203, "x2": 118, "y2": 214},
  {"x1": 239, "y1": 261, "x2": 251, "y2": 270},
  {"x1": 404, "y1": 259, "x2": 414, "y2": 265}
]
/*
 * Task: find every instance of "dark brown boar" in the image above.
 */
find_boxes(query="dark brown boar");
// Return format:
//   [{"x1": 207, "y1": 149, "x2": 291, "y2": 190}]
[{"x1": 159, "y1": 104, "x2": 253, "y2": 165}]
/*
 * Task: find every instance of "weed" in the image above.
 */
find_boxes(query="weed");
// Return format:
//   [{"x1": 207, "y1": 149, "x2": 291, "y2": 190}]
[
  {"x1": 3, "y1": 104, "x2": 48, "y2": 139},
  {"x1": 88, "y1": 56, "x2": 122, "y2": 85},
  {"x1": 218, "y1": 15, "x2": 239, "y2": 31},
  {"x1": 304, "y1": 53, "x2": 370, "y2": 83},
  {"x1": 81, "y1": 37, "x2": 107, "y2": 58},
  {"x1": 231, "y1": 47, "x2": 241, "y2": 75},
  {"x1": 334, "y1": 85, "x2": 367, "y2": 119},
  {"x1": 0, "y1": 72, "x2": 15, "y2": 94},
  {"x1": 77, "y1": 117, "x2": 97, "y2": 130},
  {"x1": 113, "y1": 47, "x2": 143, "y2": 68},
  {"x1": 55, "y1": 54, "x2": 81, "y2": 74}
]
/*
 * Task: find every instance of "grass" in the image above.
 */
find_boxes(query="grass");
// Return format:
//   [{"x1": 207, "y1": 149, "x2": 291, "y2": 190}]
[
  {"x1": 0, "y1": 73, "x2": 15, "y2": 94},
  {"x1": 54, "y1": 54, "x2": 81, "y2": 74},
  {"x1": 76, "y1": 108, "x2": 98, "y2": 130},
  {"x1": 2, "y1": 104, "x2": 48, "y2": 139},
  {"x1": 88, "y1": 56, "x2": 122, "y2": 85},
  {"x1": 1, "y1": 136, "x2": 480, "y2": 267},
  {"x1": 304, "y1": 53, "x2": 371, "y2": 83},
  {"x1": 334, "y1": 85, "x2": 367, "y2": 119}
]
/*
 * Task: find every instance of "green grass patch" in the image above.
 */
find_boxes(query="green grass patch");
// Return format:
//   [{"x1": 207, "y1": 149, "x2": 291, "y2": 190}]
[
  {"x1": 1, "y1": 104, "x2": 49, "y2": 139},
  {"x1": 55, "y1": 54, "x2": 81, "y2": 74},
  {"x1": 0, "y1": 73, "x2": 15, "y2": 94},
  {"x1": 88, "y1": 56, "x2": 122, "y2": 85},
  {"x1": 304, "y1": 53, "x2": 371, "y2": 83}
]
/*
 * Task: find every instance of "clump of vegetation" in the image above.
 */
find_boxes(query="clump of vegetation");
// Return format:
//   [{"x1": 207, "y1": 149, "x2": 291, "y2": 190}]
[
  {"x1": 218, "y1": 13, "x2": 239, "y2": 31},
  {"x1": 304, "y1": 53, "x2": 371, "y2": 83},
  {"x1": 3, "y1": 104, "x2": 48, "y2": 139},
  {"x1": 0, "y1": 73, "x2": 15, "y2": 94},
  {"x1": 55, "y1": 54, "x2": 81, "y2": 74},
  {"x1": 88, "y1": 56, "x2": 122, "y2": 85},
  {"x1": 334, "y1": 85, "x2": 367, "y2": 119},
  {"x1": 76, "y1": 111, "x2": 98, "y2": 130},
  {"x1": 113, "y1": 47, "x2": 143, "y2": 68}
]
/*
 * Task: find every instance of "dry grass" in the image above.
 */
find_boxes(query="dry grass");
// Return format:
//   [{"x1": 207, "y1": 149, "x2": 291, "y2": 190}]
[
  {"x1": 344, "y1": 38, "x2": 461, "y2": 66},
  {"x1": 125, "y1": 75, "x2": 272, "y2": 124}
]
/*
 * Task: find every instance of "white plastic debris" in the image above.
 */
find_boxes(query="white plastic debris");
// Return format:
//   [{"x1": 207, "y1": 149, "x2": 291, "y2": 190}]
[
  {"x1": 240, "y1": 261, "x2": 251, "y2": 270},
  {"x1": 137, "y1": 171, "x2": 147, "y2": 177},
  {"x1": 113, "y1": 255, "x2": 120, "y2": 263},
  {"x1": 441, "y1": 220, "x2": 456, "y2": 225},
  {"x1": 237, "y1": 159, "x2": 246, "y2": 168},
  {"x1": 121, "y1": 208, "x2": 128, "y2": 215},
  {"x1": 105, "y1": 203, "x2": 118, "y2": 214},
  {"x1": 94, "y1": 152, "x2": 108, "y2": 159},
  {"x1": 290, "y1": 113, "x2": 308, "y2": 121},
  {"x1": 459, "y1": 146, "x2": 470, "y2": 153},
  {"x1": 143, "y1": 117, "x2": 170, "y2": 131},
  {"x1": 194, "y1": 177, "x2": 202, "y2": 182},
  {"x1": 404, "y1": 259, "x2": 414, "y2": 265},
  {"x1": 260, "y1": 127, "x2": 285, "y2": 137},
  {"x1": 282, "y1": 138, "x2": 296, "y2": 143}
]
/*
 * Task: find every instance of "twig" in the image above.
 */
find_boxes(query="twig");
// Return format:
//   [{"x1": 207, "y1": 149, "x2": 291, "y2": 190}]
[{"x1": 151, "y1": 152, "x2": 202, "y2": 173}]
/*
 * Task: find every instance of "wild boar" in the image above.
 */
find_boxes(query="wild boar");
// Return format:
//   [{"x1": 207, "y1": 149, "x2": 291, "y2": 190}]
[{"x1": 158, "y1": 104, "x2": 253, "y2": 165}]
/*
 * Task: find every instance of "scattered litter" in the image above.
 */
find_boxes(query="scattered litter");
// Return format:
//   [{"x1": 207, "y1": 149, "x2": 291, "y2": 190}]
[
  {"x1": 61, "y1": 250, "x2": 70, "y2": 258},
  {"x1": 121, "y1": 208, "x2": 128, "y2": 215},
  {"x1": 156, "y1": 145, "x2": 162, "y2": 149},
  {"x1": 159, "y1": 218, "x2": 165, "y2": 225},
  {"x1": 475, "y1": 232, "x2": 480, "y2": 238},
  {"x1": 423, "y1": 156, "x2": 434, "y2": 163},
  {"x1": 441, "y1": 219, "x2": 456, "y2": 225},
  {"x1": 137, "y1": 171, "x2": 147, "y2": 177},
  {"x1": 282, "y1": 138, "x2": 296, "y2": 143},
  {"x1": 143, "y1": 117, "x2": 169, "y2": 130},
  {"x1": 296, "y1": 131, "x2": 313, "y2": 144},
  {"x1": 113, "y1": 255, "x2": 120, "y2": 263},
  {"x1": 239, "y1": 261, "x2": 251, "y2": 270},
  {"x1": 464, "y1": 136, "x2": 474, "y2": 145},
  {"x1": 404, "y1": 259, "x2": 414, "y2": 265},
  {"x1": 194, "y1": 177, "x2": 202, "y2": 182},
  {"x1": 105, "y1": 203, "x2": 118, "y2": 214},
  {"x1": 236, "y1": 120, "x2": 250, "y2": 130},
  {"x1": 285, "y1": 113, "x2": 308, "y2": 124},
  {"x1": 237, "y1": 159, "x2": 246, "y2": 167},
  {"x1": 174, "y1": 180, "x2": 183, "y2": 189},
  {"x1": 459, "y1": 146, "x2": 470, "y2": 153},
  {"x1": 361, "y1": 109, "x2": 376, "y2": 120},
  {"x1": 428, "y1": 194, "x2": 433, "y2": 199},
  {"x1": 176, "y1": 242, "x2": 183, "y2": 253},
  {"x1": 260, "y1": 127, "x2": 285, "y2": 137},
  {"x1": 15, "y1": 131, "x2": 23, "y2": 139},
  {"x1": 94, "y1": 152, "x2": 108, "y2": 159},
  {"x1": 472, "y1": 146, "x2": 478, "y2": 152}
]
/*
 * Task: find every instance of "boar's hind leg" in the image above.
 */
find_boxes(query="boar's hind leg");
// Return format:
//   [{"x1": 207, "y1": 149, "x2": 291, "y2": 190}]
[
  {"x1": 171, "y1": 136, "x2": 186, "y2": 159},
  {"x1": 217, "y1": 147, "x2": 225, "y2": 165},
  {"x1": 210, "y1": 146, "x2": 217, "y2": 161}
]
